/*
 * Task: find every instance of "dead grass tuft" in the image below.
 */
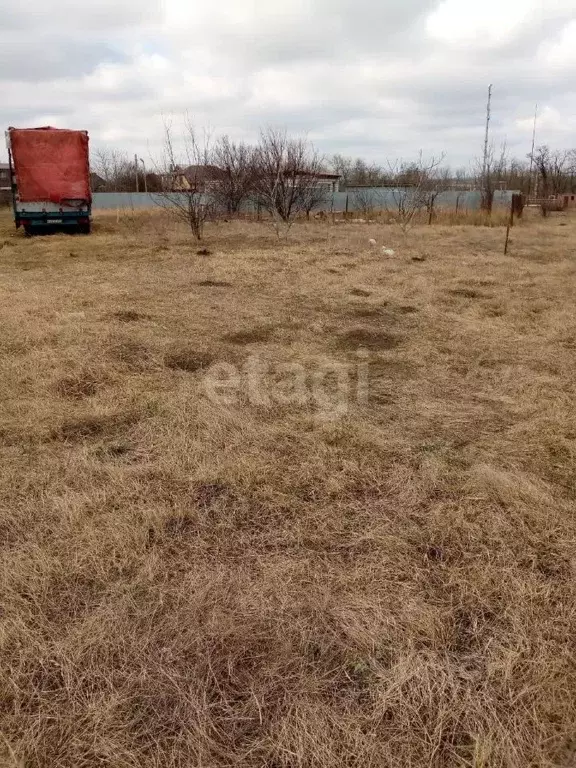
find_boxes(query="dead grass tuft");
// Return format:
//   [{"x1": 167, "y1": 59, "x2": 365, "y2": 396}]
[
  {"x1": 164, "y1": 346, "x2": 215, "y2": 372},
  {"x1": 224, "y1": 325, "x2": 275, "y2": 344},
  {"x1": 50, "y1": 409, "x2": 140, "y2": 441},
  {"x1": 55, "y1": 370, "x2": 102, "y2": 399},
  {"x1": 193, "y1": 480, "x2": 230, "y2": 507},
  {"x1": 197, "y1": 279, "x2": 232, "y2": 287},
  {"x1": 338, "y1": 326, "x2": 403, "y2": 349},
  {"x1": 112, "y1": 309, "x2": 150, "y2": 322},
  {"x1": 447, "y1": 287, "x2": 487, "y2": 299},
  {"x1": 349, "y1": 287, "x2": 372, "y2": 297},
  {"x1": 108, "y1": 336, "x2": 157, "y2": 370}
]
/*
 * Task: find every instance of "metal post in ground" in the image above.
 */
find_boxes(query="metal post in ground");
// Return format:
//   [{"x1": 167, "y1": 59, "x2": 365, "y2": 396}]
[{"x1": 504, "y1": 197, "x2": 514, "y2": 255}]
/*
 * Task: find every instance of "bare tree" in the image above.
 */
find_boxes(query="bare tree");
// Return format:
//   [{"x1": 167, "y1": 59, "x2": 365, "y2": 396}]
[
  {"x1": 386, "y1": 152, "x2": 445, "y2": 232},
  {"x1": 251, "y1": 128, "x2": 326, "y2": 236},
  {"x1": 331, "y1": 154, "x2": 389, "y2": 187},
  {"x1": 91, "y1": 148, "x2": 134, "y2": 192},
  {"x1": 211, "y1": 136, "x2": 257, "y2": 216},
  {"x1": 351, "y1": 187, "x2": 383, "y2": 218},
  {"x1": 303, "y1": 182, "x2": 332, "y2": 220},
  {"x1": 424, "y1": 166, "x2": 451, "y2": 224},
  {"x1": 529, "y1": 146, "x2": 576, "y2": 198},
  {"x1": 475, "y1": 141, "x2": 508, "y2": 213},
  {"x1": 152, "y1": 117, "x2": 217, "y2": 240},
  {"x1": 505, "y1": 157, "x2": 531, "y2": 195},
  {"x1": 330, "y1": 154, "x2": 354, "y2": 187},
  {"x1": 350, "y1": 158, "x2": 387, "y2": 186}
]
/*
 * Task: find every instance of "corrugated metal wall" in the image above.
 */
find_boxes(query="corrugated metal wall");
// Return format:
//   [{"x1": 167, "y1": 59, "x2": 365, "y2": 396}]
[{"x1": 91, "y1": 189, "x2": 518, "y2": 212}]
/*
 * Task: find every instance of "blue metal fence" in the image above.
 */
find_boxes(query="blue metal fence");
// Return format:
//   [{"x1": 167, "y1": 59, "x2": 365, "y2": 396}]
[{"x1": 91, "y1": 189, "x2": 518, "y2": 213}]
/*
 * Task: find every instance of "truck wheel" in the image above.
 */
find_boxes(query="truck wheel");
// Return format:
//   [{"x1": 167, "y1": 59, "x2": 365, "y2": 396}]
[
  {"x1": 79, "y1": 222, "x2": 91, "y2": 235},
  {"x1": 23, "y1": 224, "x2": 33, "y2": 237}
]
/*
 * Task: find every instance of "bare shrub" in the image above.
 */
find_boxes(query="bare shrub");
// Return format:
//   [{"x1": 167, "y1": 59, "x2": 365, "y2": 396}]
[
  {"x1": 252, "y1": 128, "x2": 327, "y2": 237},
  {"x1": 351, "y1": 187, "x2": 381, "y2": 219},
  {"x1": 151, "y1": 117, "x2": 218, "y2": 241},
  {"x1": 211, "y1": 136, "x2": 257, "y2": 217},
  {"x1": 386, "y1": 153, "x2": 445, "y2": 232}
]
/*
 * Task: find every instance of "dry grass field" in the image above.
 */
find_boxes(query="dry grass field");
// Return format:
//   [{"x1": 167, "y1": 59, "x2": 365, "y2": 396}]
[{"x1": 0, "y1": 209, "x2": 575, "y2": 767}]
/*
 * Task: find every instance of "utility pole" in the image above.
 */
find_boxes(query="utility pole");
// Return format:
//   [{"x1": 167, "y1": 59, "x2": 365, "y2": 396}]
[
  {"x1": 140, "y1": 158, "x2": 147, "y2": 193},
  {"x1": 482, "y1": 84, "x2": 493, "y2": 181},
  {"x1": 528, "y1": 104, "x2": 538, "y2": 198},
  {"x1": 134, "y1": 153, "x2": 139, "y2": 193}
]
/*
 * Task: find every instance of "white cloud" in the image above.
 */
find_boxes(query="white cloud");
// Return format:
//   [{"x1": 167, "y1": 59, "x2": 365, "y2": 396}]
[
  {"x1": 426, "y1": 0, "x2": 530, "y2": 47},
  {"x1": 538, "y1": 19, "x2": 576, "y2": 66}
]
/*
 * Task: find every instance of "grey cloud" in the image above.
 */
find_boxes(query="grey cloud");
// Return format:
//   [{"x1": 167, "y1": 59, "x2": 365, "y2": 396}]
[
  {"x1": 0, "y1": 0, "x2": 162, "y2": 32},
  {"x1": 179, "y1": 0, "x2": 440, "y2": 72},
  {"x1": 0, "y1": 35, "x2": 125, "y2": 82}
]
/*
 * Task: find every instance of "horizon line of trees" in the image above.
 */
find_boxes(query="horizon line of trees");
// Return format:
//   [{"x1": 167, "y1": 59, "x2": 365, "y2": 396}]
[
  {"x1": 90, "y1": 120, "x2": 576, "y2": 237},
  {"x1": 92, "y1": 138, "x2": 576, "y2": 202}
]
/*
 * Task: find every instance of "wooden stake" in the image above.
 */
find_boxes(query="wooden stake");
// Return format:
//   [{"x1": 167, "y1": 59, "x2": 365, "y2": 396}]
[{"x1": 504, "y1": 197, "x2": 514, "y2": 254}]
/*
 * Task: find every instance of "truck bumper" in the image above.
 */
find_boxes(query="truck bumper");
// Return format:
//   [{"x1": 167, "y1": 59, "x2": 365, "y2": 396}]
[{"x1": 15, "y1": 210, "x2": 91, "y2": 232}]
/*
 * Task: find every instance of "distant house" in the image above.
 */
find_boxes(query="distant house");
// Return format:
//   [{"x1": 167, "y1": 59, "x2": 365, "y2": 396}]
[
  {"x1": 280, "y1": 169, "x2": 341, "y2": 193},
  {"x1": 166, "y1": 165, "x2": 341, "y2": 194},
  {"x1": 168, "y1": 165, "x2": 227, "y2": 192},
  {"x1": 90, "y1": 172, "x2": 106, "y2": 192},
  {"x1": 561, "y1": 193, "x2": 576, "y2": 209},
  {"x1": 0, "y1": 162, "x2": 11, "y2": 191},
  {"x1": 302, "y1": 171, "x2": 341, "y2": 193}
]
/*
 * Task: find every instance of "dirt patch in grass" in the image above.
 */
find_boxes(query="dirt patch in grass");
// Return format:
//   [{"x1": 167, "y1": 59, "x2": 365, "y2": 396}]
[
  {"x1": 96, "y1": 441, "x2": 142, "y2": 462},
  {"x1": 351, "y1": 307, "x2": 385, "y2": 318},
  {"x1": 337, "y1": 326, "x2": 403, "y2": 350},
  {"x1": 193, "y1": 481, "x2": 231, "y2": 508},
  {"x1": 163, "y1": 514, "x2": 198, "y2": 538},
  {"x1": 447, "y1": 287, "x2": 487, "y2": 299},
  {"x1": 50, "y1": 410, "x2": 141, "y2": 442},
  {"x1": 164, "y1": 346, "x2": 215, "y2": 372},
  {"x1": 224, "y1": 325, "x2": 275, "y2": 345},
  {"x1": 113, "y1": 310, "x2": 151, "y2": 322},
  {"x1": 197, "y1": 279, "x2": 232, "y2": 287},
  {"x1": 350, "y1": 287, "x2": 372, "y2": 297},
  {"x1": 108, "y1": 337, "x2": 157, "y2": 370}
]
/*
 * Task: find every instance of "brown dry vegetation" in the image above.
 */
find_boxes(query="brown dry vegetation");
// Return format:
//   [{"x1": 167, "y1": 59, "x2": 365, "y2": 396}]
[{"x1": 0, "y1": 209, "x2": 575, "y2": 767}]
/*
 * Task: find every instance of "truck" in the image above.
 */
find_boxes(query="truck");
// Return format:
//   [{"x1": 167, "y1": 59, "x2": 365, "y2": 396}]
[{"x1": 6, "y1": 126, "x2": 92, "y2": 235}]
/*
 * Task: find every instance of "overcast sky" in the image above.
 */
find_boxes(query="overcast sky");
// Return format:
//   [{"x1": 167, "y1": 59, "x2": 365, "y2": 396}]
[{"x1": 1, "y1": 0, "x2": 575, "y2": 169}]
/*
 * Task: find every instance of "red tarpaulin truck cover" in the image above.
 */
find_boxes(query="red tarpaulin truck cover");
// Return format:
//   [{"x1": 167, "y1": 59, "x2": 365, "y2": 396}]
[{"x1": 9, "y1": 127, "x2": 91, "y2": 204}]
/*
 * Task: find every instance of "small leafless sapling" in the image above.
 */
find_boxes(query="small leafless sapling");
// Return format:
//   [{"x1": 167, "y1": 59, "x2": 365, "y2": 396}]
[
  {"x1": 211, "y1": 136, "x2": 257, "y2": 217},
  {"x1": 151, "y1": 117, "x2": 217, "y2": 240},
  {"x1": 386, "y1": 152, "x2": 445, "y2": 232},
  {"x1": 351, "y1": 187, "x2": 383, "y2": 219},
  {"x1": 251, "y1": 128, "x2": 327, "y2": 237}
]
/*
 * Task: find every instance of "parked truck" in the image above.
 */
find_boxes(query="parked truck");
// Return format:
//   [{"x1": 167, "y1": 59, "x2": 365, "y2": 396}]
[{"x1": 6, "y1": 126, "x2": 92, "y2": 235}]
